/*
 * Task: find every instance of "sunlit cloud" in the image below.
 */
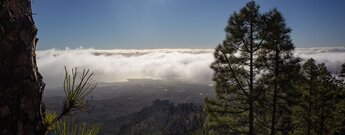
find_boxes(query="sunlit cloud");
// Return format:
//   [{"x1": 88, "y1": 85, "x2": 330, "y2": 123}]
[
  {"x1": 37, "y1": 48, "x2": 214, "y2": 88},
  {"x1": 37, "y1": 47, "x2": 345, "y2": 88},
  {"x1": 295, "y1": 47, "x2": 345, "y2": 74}
]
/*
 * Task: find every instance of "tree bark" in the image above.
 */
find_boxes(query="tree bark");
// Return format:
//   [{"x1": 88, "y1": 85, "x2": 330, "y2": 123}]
[
  {"x1": 248, "y1": 19, "x2": 254, "y2": 135},
  {"x1": 307, "y1": 65, "x2": 314, "y2": 135},
  {"x1": 270, "y1": 46, "x2": 279, "y2": 135},
  {"x1": 0, "y1": 0, "x2": 46, "y2": 134}
]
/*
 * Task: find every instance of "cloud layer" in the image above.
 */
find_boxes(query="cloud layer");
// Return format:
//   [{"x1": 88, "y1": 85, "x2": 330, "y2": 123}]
[
  {"x1": 295, "y1": 47, "x2": 345, "y2": 74},
  {"x1": 37, "y1": 49, "x2": 214, "y2": 88},
  {"x1": 37, "y1": 47, "x2": 345, "y2": 88}
]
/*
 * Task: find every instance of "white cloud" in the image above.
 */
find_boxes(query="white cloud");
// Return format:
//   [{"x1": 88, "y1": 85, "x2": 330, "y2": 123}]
[
  {"x1": 37, "y1": 47, "x2": 345, "y2": 88},
  {"x1": 37, "y1": 48, "x2": 214, "y2": 88},
  {"x1": 295, "y1": 47, "x2": 345, "y2": 74}
]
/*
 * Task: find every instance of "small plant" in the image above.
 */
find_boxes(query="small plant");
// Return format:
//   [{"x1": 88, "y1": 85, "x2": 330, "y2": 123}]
[
  {"x1": 44, "y1": 67, "x2": 98, "y2": 134},
  {"x1": 51, "y1": 120, "x2": 100, "y2": 135},
  {"x1": 58, "y1": 67, "x2": 97, "y2": 120},
  {"x1": 44, "y1": 111, "x2": 58, "y2": 131}
]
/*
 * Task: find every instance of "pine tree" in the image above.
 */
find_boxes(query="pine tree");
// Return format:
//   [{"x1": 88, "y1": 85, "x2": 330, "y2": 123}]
[
  {"x1": 335, "y1": 64, "x2": 345, "y2": 134},
  {"x1": 340, "y1": 63, "x2": 345, "y2": 78},
  {"x1": 316, "y1": 64, "x2": 345, "y2": 135},
  {"x1": 294, "y1": 59, "x2": 344, "y2": 135},
  {"x1": 205, "y1": 1, "x2": 266, "y2": 134},
  {"x1": 296, "y1": 59, "x2": 322, "y2": 135},
  {"x1": 255, "y1": 9, "x2": 301, "y2": 135}
]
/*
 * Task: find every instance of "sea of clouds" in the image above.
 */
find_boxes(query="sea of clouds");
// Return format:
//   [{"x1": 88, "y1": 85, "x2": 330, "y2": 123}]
[{"x1": 37, "y1": 47, "x2": 345, "y2": 88}]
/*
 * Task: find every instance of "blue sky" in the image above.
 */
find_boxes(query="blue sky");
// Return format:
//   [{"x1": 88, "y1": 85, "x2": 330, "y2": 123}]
[{"x1": 32, "y1": 0, "x2": 345, "y2": 50}]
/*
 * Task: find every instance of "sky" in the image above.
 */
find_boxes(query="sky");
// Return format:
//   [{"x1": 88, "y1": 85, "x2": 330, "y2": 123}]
[{"x1": 32, "y1": 0, "x2": 345, "y2": 50}]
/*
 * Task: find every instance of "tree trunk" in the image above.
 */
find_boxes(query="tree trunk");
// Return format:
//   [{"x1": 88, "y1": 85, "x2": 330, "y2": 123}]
[
  {"x1": 319, "y1": 107, "x2": 325, "y2": 135},
  {"x1": 0, "y1": 0, "x2": 46, "y2": 134},
  {"x1": 307, "y1": 66, "x2": 313, "y2": 135},
  {"x1": 249, "y1": 19, "x2": 254, "y2": 135},
  {"x1": 271, "y1": 46, "x2": 279, "y2": 135}
]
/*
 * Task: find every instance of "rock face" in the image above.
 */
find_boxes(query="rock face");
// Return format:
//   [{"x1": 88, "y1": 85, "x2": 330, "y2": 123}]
[{"x1": 0, "y1": 0, "x2": 46, "y2": 134}]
